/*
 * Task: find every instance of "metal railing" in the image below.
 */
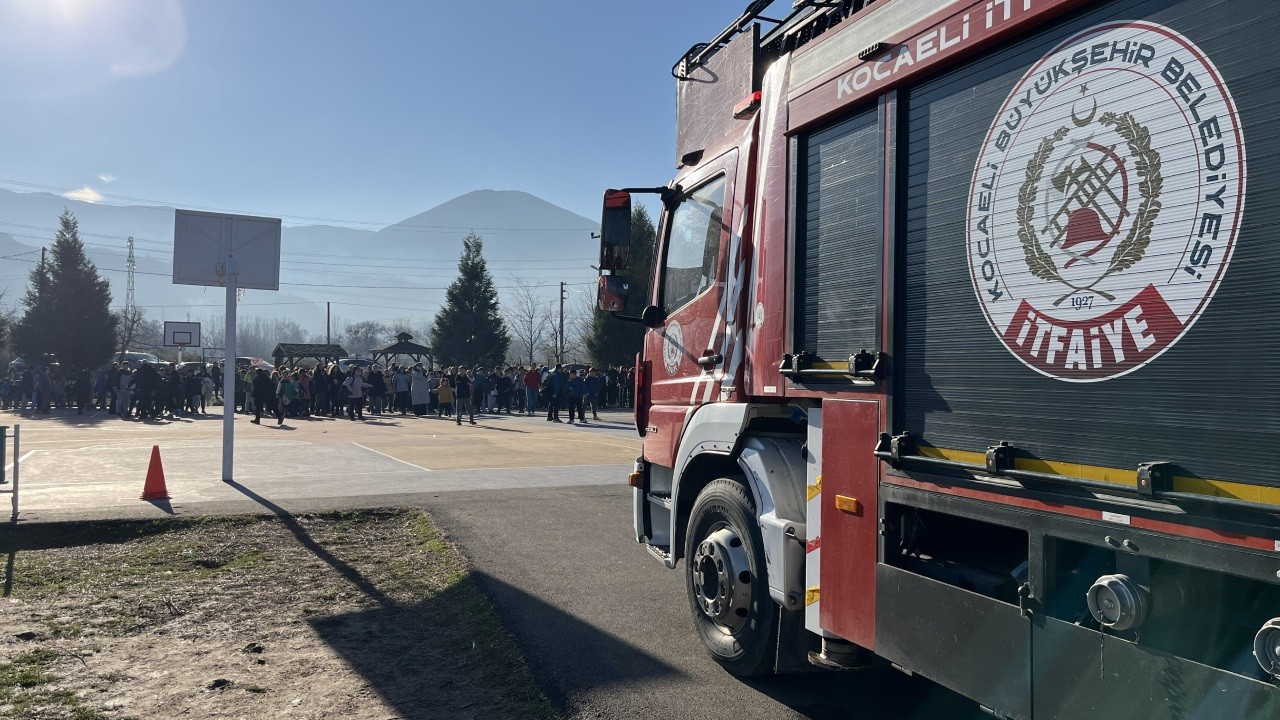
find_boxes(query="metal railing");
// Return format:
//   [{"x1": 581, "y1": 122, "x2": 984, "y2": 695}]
[{"x1": 0, "y1": 425, "x2": 21, "y2": 523}]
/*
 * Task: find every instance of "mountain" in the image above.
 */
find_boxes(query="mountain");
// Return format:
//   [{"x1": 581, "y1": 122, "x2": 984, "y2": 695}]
[
  {"x1": 374, "y1": 190, "x2": 599, "y2": 270},
  {"x1": 0, "y1": 187, "x2": 600, "y2": 348}
]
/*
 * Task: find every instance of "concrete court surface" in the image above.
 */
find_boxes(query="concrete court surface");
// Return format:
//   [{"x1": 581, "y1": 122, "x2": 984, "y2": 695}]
[{"x1": 1, "y1": 405, "x2": 640, "y2": 522}]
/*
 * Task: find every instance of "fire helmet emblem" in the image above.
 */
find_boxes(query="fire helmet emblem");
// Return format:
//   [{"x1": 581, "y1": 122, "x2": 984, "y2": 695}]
[{"x1": 968, "y1": 21, "x2": 1245, "y2": 382}]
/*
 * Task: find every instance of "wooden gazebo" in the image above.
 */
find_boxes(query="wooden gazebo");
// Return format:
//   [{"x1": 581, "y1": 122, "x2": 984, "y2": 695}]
[
  {"x1": 371, "y1": 333, "x2": 433, "y2": 369},
  {"x1": 271, "y1": 343, "x2": 348, "y2": 369}
]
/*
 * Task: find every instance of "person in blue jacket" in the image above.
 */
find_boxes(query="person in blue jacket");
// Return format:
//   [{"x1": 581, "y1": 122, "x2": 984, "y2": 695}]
[
  {"x1": 567, "y1": 369, "x2": 586, "y2": 424},
  {"x1": 584, "y1": 367, "x2": 601, "y2": 421}
]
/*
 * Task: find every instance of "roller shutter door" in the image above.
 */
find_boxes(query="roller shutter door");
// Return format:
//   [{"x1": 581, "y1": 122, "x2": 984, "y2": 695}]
[
  {"x1": 796, "y1": 106, "x2": 882, "y2": 367},
  {"x1": 898, "y1": 0, "x2": 1279, "y2": 486}
]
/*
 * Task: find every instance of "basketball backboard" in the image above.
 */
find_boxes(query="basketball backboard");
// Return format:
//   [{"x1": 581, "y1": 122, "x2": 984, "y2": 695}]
[
  {"x1": 173, "y1": 209, "x2": 281, "y2": 291},
  {"x1": 163, "y1": 321, "x2": 201, "y2": 348}
]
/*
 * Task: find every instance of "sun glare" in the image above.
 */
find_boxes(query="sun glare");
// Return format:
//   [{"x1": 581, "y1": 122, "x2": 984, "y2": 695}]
[{"x1": 0, "y1": 0, "x2": 187, "y2": 95}]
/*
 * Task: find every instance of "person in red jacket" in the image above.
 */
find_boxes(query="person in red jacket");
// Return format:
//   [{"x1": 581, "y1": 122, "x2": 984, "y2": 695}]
[{"x1": 522, "y1": 365, "x2": 541, "y2": 416}]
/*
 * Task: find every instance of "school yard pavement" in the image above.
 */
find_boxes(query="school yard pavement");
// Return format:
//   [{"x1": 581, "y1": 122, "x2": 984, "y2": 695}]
[
  {"x1": 0, "y1": 404, "x2": 979, "y2": 719},
  {"x1": 3, "y1": 405, "x2": 642, "y2": 522}
]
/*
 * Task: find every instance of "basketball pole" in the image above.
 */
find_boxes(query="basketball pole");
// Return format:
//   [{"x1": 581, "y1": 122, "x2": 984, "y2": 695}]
[{"x1": 222, "y1": 258, "x2": 238, "y2": 483}]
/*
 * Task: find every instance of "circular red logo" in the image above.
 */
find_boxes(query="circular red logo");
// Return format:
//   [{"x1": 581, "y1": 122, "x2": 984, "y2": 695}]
[{"x1": 968, "y1": 22, "x2": 1245, "y2": 382}]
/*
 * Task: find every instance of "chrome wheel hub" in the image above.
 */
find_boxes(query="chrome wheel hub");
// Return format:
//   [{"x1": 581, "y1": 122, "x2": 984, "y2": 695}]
[{"x1": 691, "y1": 525, "x2": 753, "y2": 633}]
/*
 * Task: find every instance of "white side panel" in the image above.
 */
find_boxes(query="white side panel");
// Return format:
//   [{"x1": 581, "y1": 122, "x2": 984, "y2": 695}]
[{"x1": 805, "y1": 408, "x2": 837, "y2": 637}]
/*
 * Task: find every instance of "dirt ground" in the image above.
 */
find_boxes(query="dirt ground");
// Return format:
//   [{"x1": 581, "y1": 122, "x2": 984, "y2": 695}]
[{"x1": 0, "y1": 510, "x2": 555, "y2": 720}]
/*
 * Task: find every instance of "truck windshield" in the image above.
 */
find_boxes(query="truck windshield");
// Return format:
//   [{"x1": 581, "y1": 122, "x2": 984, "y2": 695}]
[{"x1": 662, "y1": 175, "x2": 726, "y2": 312}]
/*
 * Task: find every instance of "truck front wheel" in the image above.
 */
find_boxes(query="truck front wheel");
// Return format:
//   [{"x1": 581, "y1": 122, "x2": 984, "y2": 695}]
[{"x1": 685, "y1": 477, "x2": 778, "y2": 677}]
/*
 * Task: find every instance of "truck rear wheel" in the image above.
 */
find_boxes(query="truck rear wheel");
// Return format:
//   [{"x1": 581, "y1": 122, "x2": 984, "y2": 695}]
[{"x1": 685, "y1": 477, "x2": 777, "y2": 677}]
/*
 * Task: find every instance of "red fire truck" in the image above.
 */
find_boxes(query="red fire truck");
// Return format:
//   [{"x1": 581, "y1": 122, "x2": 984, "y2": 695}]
[{"x1": 595, "y1": 0, "x2": 1279, "y2": 716}]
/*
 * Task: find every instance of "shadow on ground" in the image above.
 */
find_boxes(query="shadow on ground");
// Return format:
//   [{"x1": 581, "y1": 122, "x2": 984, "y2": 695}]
[
  {"x1": 1, "y1": 409, "x2": 230, "y2": 427},
  {"x1": 309, "y1": 572, "x2": 684, "y2": 719},
  {"x1": 214, "y1": 481, "x2": 675, "y2": 718},
  {"x1": 469, "y1": 567, "x2": 984, "y2": 720}
]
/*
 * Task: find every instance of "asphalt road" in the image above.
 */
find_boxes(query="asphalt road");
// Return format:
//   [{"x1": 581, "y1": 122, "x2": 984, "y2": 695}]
[
  {"x1": 6, "y1": 407, "x2": 983, "y2": 718},
  {"x1": 427, "y1": 482, "x2": 984, "y2": 720}
]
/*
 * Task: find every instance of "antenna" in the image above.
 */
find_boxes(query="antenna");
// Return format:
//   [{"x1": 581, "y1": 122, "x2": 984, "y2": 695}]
[{"x1": 125, "y1": 236, "x2": 137, "y2": 317}]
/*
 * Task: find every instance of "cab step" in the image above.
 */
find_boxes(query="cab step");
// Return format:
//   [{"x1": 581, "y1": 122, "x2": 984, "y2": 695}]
[
  {"x1": 644, "y1": 543, "x2": 672, "y2": 564},
  {"x1": 807, "y1": 638, "x2": 873, "y2": 671}
]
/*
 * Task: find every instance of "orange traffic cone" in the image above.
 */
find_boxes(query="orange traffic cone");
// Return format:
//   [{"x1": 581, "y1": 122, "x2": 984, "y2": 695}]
[{"x1": 141, "y1": 445, "x2": 170, "y2": 500}]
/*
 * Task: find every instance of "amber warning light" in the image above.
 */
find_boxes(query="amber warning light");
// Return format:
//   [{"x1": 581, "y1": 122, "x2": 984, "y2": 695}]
[{"x1": 733, "y1": 91, "x2": 762, "y2": 119}]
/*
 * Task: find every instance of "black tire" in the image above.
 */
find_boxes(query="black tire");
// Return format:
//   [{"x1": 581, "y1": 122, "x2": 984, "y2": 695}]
[{"x1": 684, "y1": 477, "x2": 778, "y2": 677}]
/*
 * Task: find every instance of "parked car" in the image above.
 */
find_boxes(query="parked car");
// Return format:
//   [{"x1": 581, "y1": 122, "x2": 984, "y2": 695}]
[
  {"x1": 234, "y1": 357, "x2": 274, "y2": 370},
  {"x1": 116, "y1": 351, "x2": 161, "y2": 366},
  {"x1": 337, "y1": 357, "x2": 374, "y2": 373}
]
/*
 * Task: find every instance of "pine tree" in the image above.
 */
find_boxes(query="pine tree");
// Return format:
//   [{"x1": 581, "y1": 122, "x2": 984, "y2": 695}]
[
  {"x1": 431, "y1": 233, "x2": 509, "y2": 367},
  {"x1": 11, "y1": 251, "x2": 56, "y2": 366},
  {"x1": 14, "y1": 211, "x2": 118, "y2": 370},
  {"x1": 587, "y1": 205, "x2": 658, "y2": 367}
]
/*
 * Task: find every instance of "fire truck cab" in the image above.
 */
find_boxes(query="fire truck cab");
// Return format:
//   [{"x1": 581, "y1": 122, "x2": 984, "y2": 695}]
[{"x1": 596, "y1": 0, "x2": 1280, "y2": 716}]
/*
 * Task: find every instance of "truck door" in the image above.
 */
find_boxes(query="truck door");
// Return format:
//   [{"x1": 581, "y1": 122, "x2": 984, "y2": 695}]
[{"x1": 646, "y1": 150, "x2": 737, "y2": 417}]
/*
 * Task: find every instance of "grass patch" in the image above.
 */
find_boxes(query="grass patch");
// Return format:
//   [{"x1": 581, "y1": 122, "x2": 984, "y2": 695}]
[
  {"x1": 0, "y1": 649, "x2": 59, "y2": 694},
  {"x1": 0, "y1": 648, "x2": 111, "y2": 719},
  {"x1": 0, "y1": 509, "x2": 557, "y2": 719}
]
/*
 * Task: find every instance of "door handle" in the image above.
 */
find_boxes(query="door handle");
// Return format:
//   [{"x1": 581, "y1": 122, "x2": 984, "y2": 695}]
[{"x1": 697, "y1": 353, "x2": 723, "y2": 366}]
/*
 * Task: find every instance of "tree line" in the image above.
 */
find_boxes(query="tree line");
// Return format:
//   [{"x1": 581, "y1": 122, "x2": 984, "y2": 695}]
[{"x1": 0, "y1": 208, "x2": 659, "y2": 371}]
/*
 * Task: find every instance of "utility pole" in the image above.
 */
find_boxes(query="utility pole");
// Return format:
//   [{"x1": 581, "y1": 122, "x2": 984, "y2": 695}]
[
  {"x1": 118, "y1": 237, "x2": 137, "y2": 363},
  {"x1": 125, "y1": 237, "x2": 136, "y2": 318},
  {"x1": 36, "y1": 246, "x2": 46, "y2": 300},
  {"x1": 326, "y1": 302, "x2": 331, "y2": 344},
  {"x1": 559, "y1": 281, "x2": 566, "y2": 365}
]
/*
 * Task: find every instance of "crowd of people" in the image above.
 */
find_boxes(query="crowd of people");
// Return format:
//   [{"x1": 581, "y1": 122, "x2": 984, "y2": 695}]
[
  {"x1": 2, "y1": 362, "x2": 221, "y2": 418},
  {"x1": 1, "y1": 360, "x2": 639, "y2": 428},
  {"x1": 237, "y1": 362, "x2": 636, "y2": 426}
]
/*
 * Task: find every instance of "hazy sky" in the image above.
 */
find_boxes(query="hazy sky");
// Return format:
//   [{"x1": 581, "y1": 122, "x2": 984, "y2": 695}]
[{"x1": 0, "y1": 0, "x2": 777, "y2": 225}]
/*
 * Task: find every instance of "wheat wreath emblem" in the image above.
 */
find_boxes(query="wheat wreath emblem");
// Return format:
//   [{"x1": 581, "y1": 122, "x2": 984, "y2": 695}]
[{"x1": 1016, "y1": 112, "x2": 1163, "y2": 306}]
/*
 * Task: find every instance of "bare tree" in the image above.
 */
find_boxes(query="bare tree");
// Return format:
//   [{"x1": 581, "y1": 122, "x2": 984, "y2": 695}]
[
  {"x1": 535, "y1": 287, "x2": 594, "y2": 365},
  {"x1": 563, "y1": 288, "x2": 596, "y2": 364},
  {"x1": 113, "y1": 306, "x2": 146, "y2": 361},
  {"x1": 503, "y1": 276, "x2": 554, "y2": 366},
  {"x1": 342, "y1": 320, "x2": 392, "y2": 356}
]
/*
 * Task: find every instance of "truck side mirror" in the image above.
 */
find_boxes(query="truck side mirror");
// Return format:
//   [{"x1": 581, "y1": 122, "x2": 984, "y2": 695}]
[
  {"x1": 597, "y1": 275, "x2": 631, "y2": 312},
  {"x1": 599, "y1": 189, "x2": 632, "y2": 272},
  {"x1": 640, "y1": 305, "x2": 666, "y2": 328}
]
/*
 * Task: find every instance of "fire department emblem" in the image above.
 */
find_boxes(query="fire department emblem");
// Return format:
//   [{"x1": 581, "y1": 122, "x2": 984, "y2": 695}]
[
  {"x1": 663, "y1": 321, "x2": 684, "y2": 376},
  {"x1": 967, "y1": 21, "x2": 1244, "y2": 382}
]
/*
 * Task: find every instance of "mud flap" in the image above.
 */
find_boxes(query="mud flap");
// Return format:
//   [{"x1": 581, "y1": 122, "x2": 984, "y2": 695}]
[{"x1": 775, "y1": 606, "x2": 820, "y2": 674}]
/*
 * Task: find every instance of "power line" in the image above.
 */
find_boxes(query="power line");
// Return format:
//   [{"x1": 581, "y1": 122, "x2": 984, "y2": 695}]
[
  {"x1": 0, "y1": 253, "x2": 595, "y2": 291},
  {"x1": 0, "y1": 221, "x2": 597, "y2": 269}
]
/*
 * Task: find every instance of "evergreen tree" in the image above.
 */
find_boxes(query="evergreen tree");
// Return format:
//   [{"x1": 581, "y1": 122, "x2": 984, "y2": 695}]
[
  {"x1": 431, "y1": 233, "x2": 509, "y2": 367},
  {"x1": 14, "y1": 211, "x2": 117, "y2": 370},
  {"x1": 12, "y1": 252, "x2": 56, "y2": 365},
  {"x1": 587, "y1": 204, "x2": 658, "y2": 367}
]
